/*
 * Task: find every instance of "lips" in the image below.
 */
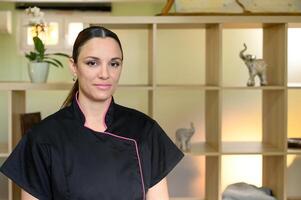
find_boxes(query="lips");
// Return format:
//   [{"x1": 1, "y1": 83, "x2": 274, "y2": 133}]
[{"x1": 94, "y1": 84, "x2": 112, "y2": 90}]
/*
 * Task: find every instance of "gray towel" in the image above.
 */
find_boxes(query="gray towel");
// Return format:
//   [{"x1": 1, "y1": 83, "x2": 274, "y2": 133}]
[{"x1": 222, "y1": 182, "x2": 277, "y2": 200}]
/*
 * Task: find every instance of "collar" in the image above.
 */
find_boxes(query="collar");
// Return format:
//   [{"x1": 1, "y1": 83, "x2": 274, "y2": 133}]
[{"x1": 71, "y1": 94, "x2": 114, "y2": 131}]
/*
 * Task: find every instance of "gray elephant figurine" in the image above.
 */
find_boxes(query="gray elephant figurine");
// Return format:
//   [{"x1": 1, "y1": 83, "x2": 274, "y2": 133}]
[
  {"x1": 239, "y1": 43, "x2": 267, "y2": 86},
  {"x1": 175, "y1": 122, "x2": 195, "y2": 152}
]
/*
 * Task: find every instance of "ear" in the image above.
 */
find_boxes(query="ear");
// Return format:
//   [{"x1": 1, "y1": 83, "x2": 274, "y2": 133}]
[{"x1": 69, "y1": 58, "x2": 78, "y2": 75}]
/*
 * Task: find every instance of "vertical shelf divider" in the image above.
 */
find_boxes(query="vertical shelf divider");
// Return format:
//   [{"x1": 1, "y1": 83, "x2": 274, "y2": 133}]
[
  {"x1": 205, "y1": 23, "x2": 222, "y2": 200},
  {"x1": 148, "y1": 23, "x2": 157, "y2": 118},
  {"x1": 262, "y1": 23, "x2": 287, "y2": 200},
  {"x1": 11, "y1": 90, "x2": 25, "y2": 200}
]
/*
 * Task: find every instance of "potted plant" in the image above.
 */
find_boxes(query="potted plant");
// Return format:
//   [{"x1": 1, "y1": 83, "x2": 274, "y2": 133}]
[{"x1": 25, "y1": 7, "x2": 69, "y2": 83}]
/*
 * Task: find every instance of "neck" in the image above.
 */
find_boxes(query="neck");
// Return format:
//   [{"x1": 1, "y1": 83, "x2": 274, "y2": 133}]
[{"x1": 77, "y1": 92, "x2": 112, "y2": 132}]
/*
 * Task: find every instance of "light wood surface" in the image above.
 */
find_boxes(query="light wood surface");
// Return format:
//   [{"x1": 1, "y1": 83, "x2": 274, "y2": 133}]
[{"x1": 222, "y1": 142, "x2": 284, "y2": 155}]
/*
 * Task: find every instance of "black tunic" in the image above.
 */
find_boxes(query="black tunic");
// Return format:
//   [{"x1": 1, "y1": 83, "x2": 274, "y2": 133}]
[{"x1": 0, "y1": 97, "x2": 184, "y2": 200}]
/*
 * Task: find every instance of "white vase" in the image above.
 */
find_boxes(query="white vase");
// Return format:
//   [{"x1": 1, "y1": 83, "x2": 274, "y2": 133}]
[{"x1": 28, "y1": 62, "x2": 50, "y2": 83}]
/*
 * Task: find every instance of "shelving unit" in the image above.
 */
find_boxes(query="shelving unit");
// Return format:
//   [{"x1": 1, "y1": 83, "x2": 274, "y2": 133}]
[{"x1": 0, "y1": 15, "x2": 301, "y2": 200}]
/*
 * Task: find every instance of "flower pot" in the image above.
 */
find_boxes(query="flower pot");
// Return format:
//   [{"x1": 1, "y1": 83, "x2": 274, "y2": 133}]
[{"x1": 28, "y1": 62, "x2": 49, "y2": 83}]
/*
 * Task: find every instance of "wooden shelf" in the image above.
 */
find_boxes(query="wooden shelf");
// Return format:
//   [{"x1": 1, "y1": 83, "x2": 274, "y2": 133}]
[
  {"x1": 222, "y1": 142, "x2": 283, "y2": 155},
  {"x1": 0, "y1": 81, "x2": 73, "y2": 90},
  {"x1": 288, "y1": 83, "x2": 301, "y2": 89},
  {"x1": 222, "y1": 86, "x2": 285, "y2": 90},
  {"x1": 287, "y1": 149, "x2": 301, "y2": 155},
  {"x1": 186, "y1": 142, "x2": 219, "y2": 156},
  {"x1": 156, "y1": 84, "x2": 219, "y2": 90},
  {"x1": 0, "y1": 82, "x2": 154, "y2": 91}
]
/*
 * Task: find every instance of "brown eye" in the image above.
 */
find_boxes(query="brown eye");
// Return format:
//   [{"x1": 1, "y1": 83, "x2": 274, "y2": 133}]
[
  {"x1": 109, "y1": 61, "x2": 121, "y2": 68},
  {"x1": 86, "y1": 60, "x2": 98, "y2": 67}
]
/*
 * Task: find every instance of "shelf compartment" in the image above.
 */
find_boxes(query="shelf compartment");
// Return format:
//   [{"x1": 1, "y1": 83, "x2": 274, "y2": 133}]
[
  {"x1": 114, "y1": 89, "x2": 150, "y2": 116},
  {"x1": 167, "y1": 155, "x2": 206, "y2": 199},
  {"x1": 221, "y1": 155, "x2": 262, "y2": 196},
  {"x1": 263, "y1": 90, "x2": 286, "y2": 151},
  {"x1": 0, "y1": 158, "x2": 9, "y2": 200},
  {"x1": 287, "y1": 155, "x2": 301, "y2": 200},
  {"x1": 222, "y1": 28, "x2": 263, "y2": 87},
  {"x1": 154, "y1": 89, "x2": 205, "y2": 146},
  {"x1": 222, "y1": 90, "x2": 262, "y2": 142},
  {"x1": 222, "y1": 142, "x2": 283, "y2": 155},
  {"x1": 288, "y1": 90, "x2": 301, "y2": 148},
  {"x1": 288, "y1": 27, "x2": 301, "y2": 85},
  {"x1": 26, "y1": 91, "x2": 69, "y2": 119},
  {"x1": 156, "y1": 24, "x2": 206, "y2": 85},
  {"x1": 168, "y1": 155, "x2": 220, "y2": 200}
]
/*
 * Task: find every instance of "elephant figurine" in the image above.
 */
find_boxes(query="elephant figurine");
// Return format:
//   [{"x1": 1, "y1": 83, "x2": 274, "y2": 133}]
[
  {"x1": 175, "y1": 122, "x2": 195, "y2": 152},
  {"x1": 239, "y1": 43, "x2": 268, "y2": 86}
]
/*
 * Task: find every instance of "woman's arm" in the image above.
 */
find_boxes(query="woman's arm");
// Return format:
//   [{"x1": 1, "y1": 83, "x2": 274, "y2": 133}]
[
  {"x1": 146, "y1": 178, "x2": 169, "y2": 200},
  {"x1": 21, "y1": 189, "x2": 38, "y2": 200}
]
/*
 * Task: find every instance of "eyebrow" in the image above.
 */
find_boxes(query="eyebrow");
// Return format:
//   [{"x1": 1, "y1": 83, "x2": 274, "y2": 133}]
[{"x1": 83, "y1": 56, "x2": 122, "y2": 61}]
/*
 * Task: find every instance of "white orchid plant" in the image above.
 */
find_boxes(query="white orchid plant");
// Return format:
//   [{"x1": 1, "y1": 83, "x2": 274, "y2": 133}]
[{"x1": 25, "y1": 7, "x2": 69, "y2": 68}]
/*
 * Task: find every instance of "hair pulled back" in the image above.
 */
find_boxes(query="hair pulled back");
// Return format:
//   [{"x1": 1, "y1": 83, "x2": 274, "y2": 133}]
[{"x1": 61, "y1": 26, "x2": 123, "y2": 108}]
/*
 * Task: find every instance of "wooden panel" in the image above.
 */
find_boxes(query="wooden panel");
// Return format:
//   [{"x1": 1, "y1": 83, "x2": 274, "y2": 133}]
[
  {"x1": 262, "y1": 90, "x2": 286, "y2": 150},
  {"x1": 205, "y1": 90, "x2": 221, "y2": 152},
  {"x1": 206, "y1": 23, "x2": 222, "y2": 86},
  {"x1": 222, "y1": 142, "x2": 283, "y2": 155},
  {"x1": 263, "y1": 23, "x2": 287, "y2": 86},
  {"x1": 263, "y1": 155, "x2": 285, "y2": 200},
  {"x1": 11, "y1": 91, "x2": 25, "y2": 200},
  {"x1": 148, "y1": 23, "x2": 156, "y2": 117},
  {"x1": 206, "y1": 156, "x2": 221, "y2": 200}
]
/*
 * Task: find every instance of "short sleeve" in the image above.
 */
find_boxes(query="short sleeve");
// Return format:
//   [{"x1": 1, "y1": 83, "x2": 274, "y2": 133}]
[
  {"x1": 0, "y1": 132, "x2": 52, "y2": 200},
  {"x1": 148, "y1": 121, "x2": 184, "y2": 187}
]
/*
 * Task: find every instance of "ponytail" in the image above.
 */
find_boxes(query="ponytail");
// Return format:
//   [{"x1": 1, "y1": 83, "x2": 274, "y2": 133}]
[{"x1": 61, "y1": 80, "x2": 79, "y2": 108}]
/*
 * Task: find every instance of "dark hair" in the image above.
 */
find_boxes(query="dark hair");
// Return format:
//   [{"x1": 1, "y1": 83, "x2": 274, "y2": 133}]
[{"x1": 61, "y1": 26, "x2": 123, "y2": 108}]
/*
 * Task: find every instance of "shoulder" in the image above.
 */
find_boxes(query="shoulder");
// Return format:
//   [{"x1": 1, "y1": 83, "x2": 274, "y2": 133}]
[
  {"x1": 114, "y1": 103, "x2": 155, "y2": 126},
  {"x1": 25, "y1": 106, "x2": 73, "y2": 144},
  {"x1": 112, "y1": 103, "x2": 162, "y2": 139}
]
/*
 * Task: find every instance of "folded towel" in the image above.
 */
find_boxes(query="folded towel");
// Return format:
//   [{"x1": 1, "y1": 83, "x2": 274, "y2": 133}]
[{"x1": 222, "y1": 182, "x2": 277, "y2": 200}]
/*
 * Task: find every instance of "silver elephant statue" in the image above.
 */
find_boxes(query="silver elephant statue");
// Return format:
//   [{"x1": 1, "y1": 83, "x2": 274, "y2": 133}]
[
  {"x1": 175, "y1": 122, "x2": 195, "y2": 152},
  {"x1": 239, "y1": 43, "x2": 267, "y2": 86}
]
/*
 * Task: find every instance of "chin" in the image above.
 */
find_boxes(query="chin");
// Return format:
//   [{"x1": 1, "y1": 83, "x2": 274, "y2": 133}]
[{"x1": 92, "y1": 93, "x2": 113, "y2": 102}]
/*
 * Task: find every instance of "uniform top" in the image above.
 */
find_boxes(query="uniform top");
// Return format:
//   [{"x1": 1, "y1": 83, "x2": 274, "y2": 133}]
[{"x1": 0, "y1": 96, "x2": 184, "y2": 200}]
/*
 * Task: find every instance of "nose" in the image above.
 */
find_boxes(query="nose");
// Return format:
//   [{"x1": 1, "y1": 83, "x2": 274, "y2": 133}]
[{"x1": 98, "y1": 65, "x2": 109, "y2": 80}]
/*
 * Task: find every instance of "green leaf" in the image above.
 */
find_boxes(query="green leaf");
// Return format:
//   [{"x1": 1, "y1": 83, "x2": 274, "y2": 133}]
[
  {"x1": 44, "y1": 56, "x2": 64, "y2": 68},
  {"x1": 33, "y1": 36, "x2": 45, "y2": 56},
  {"x1": 43, "y1": 60, "x2": 60, "y2": 68},
  {"x1": 25, "y1": 51, "x2": 38, "y2": 61},
  {"x1": 48, "y1": 53, "x2": 70, "y2": 58}
]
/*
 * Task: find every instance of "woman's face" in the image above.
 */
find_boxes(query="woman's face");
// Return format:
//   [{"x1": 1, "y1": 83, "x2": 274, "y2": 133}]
[{"x1": 71, "y1": 37, "x2": 123, "y2": 102}]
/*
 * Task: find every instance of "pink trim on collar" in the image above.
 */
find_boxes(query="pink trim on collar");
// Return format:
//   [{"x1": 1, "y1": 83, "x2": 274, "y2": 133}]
[
  {"x1": 103, "y1": 131, "x2": 146, "y2": 200},
  {"x1": 75, "y1": 91, "x2": 111, "y2": 130}
]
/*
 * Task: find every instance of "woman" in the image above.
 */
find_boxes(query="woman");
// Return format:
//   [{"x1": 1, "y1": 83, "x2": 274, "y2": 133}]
[{"x1": 0, "y1": 26, "x2": 184, "y2": 200}]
